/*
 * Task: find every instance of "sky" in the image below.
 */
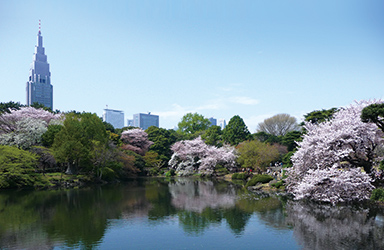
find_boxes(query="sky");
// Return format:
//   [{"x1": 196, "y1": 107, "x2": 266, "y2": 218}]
[{"x1": 1, "y1": 0, "x2": 383, "y2": 131}]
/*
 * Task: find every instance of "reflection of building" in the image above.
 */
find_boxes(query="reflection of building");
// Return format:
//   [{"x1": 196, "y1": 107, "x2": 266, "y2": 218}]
[
  {"x1": 132, "y1": 112, "x2": 159, "y2": 130},
  {"x1": 209, "y1": 117, "x2": 217, "y2": 127},
  {"x1": 26, "y1": 27, "x2": 53, "y2": 109},
  {"x1": 103, "y1": 109, "x2": 124, "y2": 129}
]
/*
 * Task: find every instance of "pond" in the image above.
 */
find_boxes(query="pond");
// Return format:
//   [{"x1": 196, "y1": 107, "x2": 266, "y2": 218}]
[{"x1": 1, "y1": 178, "x2": 384, "y2": 249}]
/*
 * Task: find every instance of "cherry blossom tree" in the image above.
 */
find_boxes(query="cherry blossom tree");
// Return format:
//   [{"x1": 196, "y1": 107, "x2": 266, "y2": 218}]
[
  {"x1": 286, "y1": 100, "x2": 384, "y2": 203},
  {"x1": 120, "y1": 128, "x2": 153, "y2": 156},
  {"x1": 0, "y1": 117, "x2": 48, "y2": 149},
  {"x1": 0, "y1": 107, "x2": 63, "y2": 149},
  {"x1": 0, "y1": 107, "x2": 62, "y2": 134},
  {"x1": 169, "y1": 137, "x2": 237, "y2": 176}
]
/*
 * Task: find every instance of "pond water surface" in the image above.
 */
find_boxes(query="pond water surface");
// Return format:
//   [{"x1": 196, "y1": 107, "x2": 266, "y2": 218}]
[{"x1": 1, "y1": 178, "x2": 384, "y2": 249}]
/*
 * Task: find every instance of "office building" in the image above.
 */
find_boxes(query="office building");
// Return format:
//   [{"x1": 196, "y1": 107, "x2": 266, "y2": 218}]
[
  {"x1": 103, "y1": 109, "x2": 124, "y2": 129},
  {"x1": 133, "y1": 112, "x2": 159, "y2": 130},
  {"x1": 127, "y1": 119, "x2": 134, "y2": 127},
  {"x1": 219, "y1": 119, "x2": 226, "y2": 129},
  {"x1": 208, "y1": 117, "x2": 217, "y2": 127},
  {"x1": 26, "y1": 24, "x2": 53, "y2": 109}
]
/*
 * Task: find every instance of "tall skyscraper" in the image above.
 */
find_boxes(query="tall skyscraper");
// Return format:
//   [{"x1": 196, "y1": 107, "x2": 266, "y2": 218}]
[
  {"x1": 219, "y1": 119, "x2": 226, "y2": 129},
  {"x1": 26, "y1": 23, "x2": 53, "y2": 109},
  {"x1": 103, "y1": 109, "x2": 125, "y2": 129},
  {"x1": 133, "y1": 112, "x2": 159, "y2": 130}
]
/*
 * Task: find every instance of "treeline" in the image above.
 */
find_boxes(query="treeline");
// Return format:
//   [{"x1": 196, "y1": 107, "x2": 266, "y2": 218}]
[{"x1": 0, "y1": 100, "x2": 346, "y2": 189}]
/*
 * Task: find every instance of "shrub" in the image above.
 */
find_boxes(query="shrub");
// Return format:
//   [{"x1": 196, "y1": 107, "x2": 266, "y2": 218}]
[
  {"x1": 246, "y1": 174, "x2": 273, "y2": 187},
  {"x1": 270, "y1": 180, "x2": 284, "y2": 189},
  {"x1": 232, "y1": 172, "x2": 249, "y2": 180},
  {"x1": 371, "y1": 188, "x2": 384, "y2": 202},
  {"x1": 215, "y1": 164, "x2": 229, "y2": 175},
  {"x1": 165, "y1": 169, "x2": 175, "y2": 177}
]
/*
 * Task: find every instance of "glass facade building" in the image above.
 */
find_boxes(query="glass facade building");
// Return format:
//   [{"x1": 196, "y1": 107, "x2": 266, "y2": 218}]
[
  {"x1": 133, "y1": 113, "x2": 159, "y2": 130},
  {"x1": 26, "y1": 29, "x2": 53, "y2": 109},
  {"x1": 103, "y1": 109, "x2": 125, "y2": 129},
  {"x1": 208, "y1": 117, "x2": 217, "y2": 126}
]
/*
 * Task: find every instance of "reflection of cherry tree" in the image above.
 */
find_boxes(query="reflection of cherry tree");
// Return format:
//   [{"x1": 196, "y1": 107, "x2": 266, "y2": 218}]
[
  {"x1": 168, "y1": 179, "x2": 236, "y2": 213},
  {"x1": 287, "y1": 100, "x2": 383, "y2": 203},
  {"x1": 169, "y1": 137, "x2": 237, "y2": 176},
  {"x1": 286, "y1": 201, "x2": 384, "y2": 250}
]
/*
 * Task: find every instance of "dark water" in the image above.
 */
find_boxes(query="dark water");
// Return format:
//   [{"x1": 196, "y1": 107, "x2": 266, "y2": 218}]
[{"x1": 0, "y1": 178, "x2": 384, "y2": 250}]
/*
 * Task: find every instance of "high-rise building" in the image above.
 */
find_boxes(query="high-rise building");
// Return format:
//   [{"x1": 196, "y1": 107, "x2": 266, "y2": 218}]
[
  {"x1": 127, "y1": 119, "x2": 134, "y2": 127},
  {"x1": 219, "y1": 119, "x2": 226, "y2": 129},
  {"x1": 103, "y1": 109, "x2": 124, "y2": 129},
  {"x1": 133, "y1": 112, "x2": 159, "y2": 130},
  {"x1": 208, "y1": 117, "x2": 217, "y2": 127},
  {"x1": 26, "y1": 24, "x2": 53, "y2": 109}
]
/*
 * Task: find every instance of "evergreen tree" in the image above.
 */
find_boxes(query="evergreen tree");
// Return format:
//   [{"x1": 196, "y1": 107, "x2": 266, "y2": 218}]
[{"x1": 222, "y1": 115, "x2": 250, "y2": 146}]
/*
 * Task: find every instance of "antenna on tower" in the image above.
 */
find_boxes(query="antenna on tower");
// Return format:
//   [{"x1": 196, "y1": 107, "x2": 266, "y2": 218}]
[{"x1": 39, "y1": 19, "x2": 41, "y2": 33}]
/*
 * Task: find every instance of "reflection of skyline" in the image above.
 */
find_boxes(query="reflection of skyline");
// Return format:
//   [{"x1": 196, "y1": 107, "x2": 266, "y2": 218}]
[
  {"x1": 286, "y1": 201, "x2": 384, "y2": 250},
  {"x1": 168, "y1": 179, "x2": 237, "y2": 213}
]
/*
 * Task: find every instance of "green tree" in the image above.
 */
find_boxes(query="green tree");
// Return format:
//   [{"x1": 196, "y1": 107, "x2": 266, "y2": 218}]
[
  {"x1": 236, "y1": 140, "x2": 280, "y2": 171},
  {"x1": 52, "y1": 112, "x2": 109, "y2": 175},
  {"x1": 146, "y1": 126, "x2": 177, "y2": 162},
  {"x1": 361, "y1": 103, "x2": 384, "y2": 132},
  {"x1": 304, "y1": 108, "x2": 338, "y2": 124},
  {"x1": 42, "y1": 124, "x2": 63, "y2": 147},
  {"x1": 281, "y1": 130, "x2": 302, "y2": 151},
  {"x1": 0, "y1": 101, "x2": 22, "y2": 114},
  {"x1": 177, "y1": 113, "x2": 211, "y2": 138},
  {"x1": 0, "y1": 145, "x2": 40, "y2": 188},
  {"x1": 201, "y1": 125, "x2": 222, "y2": 147},
  {"x1": 222, "y1": 115, "x2": 250, "y2": 145},
  {"x1": 53, "y1": 113, "x2": 88, "y2": 175},
  {"x1": 253, "y1": 131, "x2": 281, "y2": 144}
]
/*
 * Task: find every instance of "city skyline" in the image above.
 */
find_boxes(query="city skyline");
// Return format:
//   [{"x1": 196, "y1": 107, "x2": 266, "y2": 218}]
[{"x1": 1, "y1": 1, "x2": 383, "y2": 131}]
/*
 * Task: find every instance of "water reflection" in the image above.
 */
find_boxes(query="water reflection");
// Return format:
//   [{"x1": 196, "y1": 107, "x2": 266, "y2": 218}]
[
  {"x1": 169, "y1": 178, "x2": 237, "y2": 212},
  {"x1": 0, "y1": 178, "x2": 384, "y2": 249},
  {"x1": 286, "y1": 201, "x2": 384, "y2": 249}
]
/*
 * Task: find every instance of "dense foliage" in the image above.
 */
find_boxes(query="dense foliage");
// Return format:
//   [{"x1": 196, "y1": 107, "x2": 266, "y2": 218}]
[
  {"x1": 361, "y1": 103, "x2": 384, "y2": 132},
  {"x1": 0, "y1": 145, "x2": 42, "y2": 188},
  {"x1": 236, "y1": 140, "x2": 280, "y2": 171},
  {"x1": 177, "y1": 112, "x2": 211, "y2": 138},
  {"x1": 222, "y1": 115, "x2": 250, "y2": 146}
]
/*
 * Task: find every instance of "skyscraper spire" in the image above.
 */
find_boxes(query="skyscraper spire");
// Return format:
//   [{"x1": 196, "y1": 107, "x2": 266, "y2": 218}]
[{"x1": 26, "y1": 21, "x2": 53, "y2": 109}]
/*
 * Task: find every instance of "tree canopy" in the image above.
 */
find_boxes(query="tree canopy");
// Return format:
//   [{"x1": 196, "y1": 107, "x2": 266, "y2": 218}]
[
  {"x1": 222, "y1": 115, "x2": 250, "y2": 146},
  {"x1": 177, "y1": 113, "x2": 211, "y2": 137},
  {"x1": 256, "y1": 113, "x2": 299, "y2": 136},
  {"x1": 361, "y1": 102, "x2": 384, "y2": 132},
  {"x1": 303, "y1": 108, "x2": 338, "y2": 124},
  {"x1": 236, "y1": 140, "x2": 280, "y2": 171}
]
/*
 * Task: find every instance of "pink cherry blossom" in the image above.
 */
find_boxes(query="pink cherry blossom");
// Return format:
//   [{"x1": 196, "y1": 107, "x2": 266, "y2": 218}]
[
  {"x1": 286, "y1": 100, "x2": 383, "y2": 203},
  {"x1": 169, "y1": 137, "x2": 237, "y2": 176}
]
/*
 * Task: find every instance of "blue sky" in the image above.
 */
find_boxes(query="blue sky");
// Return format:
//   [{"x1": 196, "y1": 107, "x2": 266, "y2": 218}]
[{"x1": 1, "y1": 0, "x2": 383, "y2": 131}]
